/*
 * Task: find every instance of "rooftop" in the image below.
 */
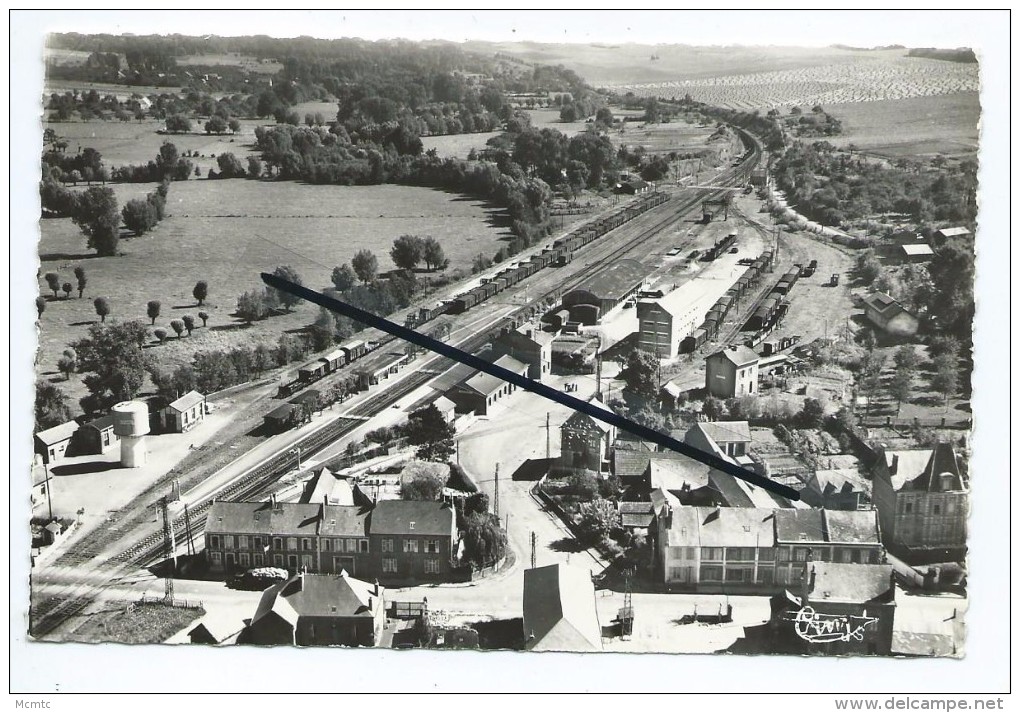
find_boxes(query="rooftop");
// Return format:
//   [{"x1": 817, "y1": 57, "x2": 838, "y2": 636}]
[
  {"x1": 807, "y1": 562, "x2": 894, "y2": 604},
  {"x1": 934, "y1": 226, "x2": 971, "y2": 239},
  {"x1": 523, "y1": 564, "x2": 602, "y2": 652},
  {"x1": 612, "y1": 449, "x2": 654, "y2": 479},
  {"x1": 566, "y1": 259, "x2": 646, "y2": 302},
  {"x1": 369, "y1": 500, "x2": 455, "y2": 537},
  {"x1": 906, "y1": 442, "x2": 965, "y2": 492},
  {"x1": 461, "y1": 354, "x2": 528, "y2": 397},
  {"x1": 901, "y1": 244, "x2": 934, "y2": 257},
  {"x1": 708, "y1": 345, "x2": 759, "y2": 367},
  {"x1": 690, "y1": 420, "x2": 752, "y2": 445},
  {"x1": 35, "y1": 420, "x2": 79, "y2": 446},
  {"x1": 693, "y1": 506, "x2": 777, "y2": 548},
  {"x1": 251, "y1": 572, "x2": 381, "y2": 627},
  {"x1": 861, "y1": 291, "x2": 914, "y2": 319}
]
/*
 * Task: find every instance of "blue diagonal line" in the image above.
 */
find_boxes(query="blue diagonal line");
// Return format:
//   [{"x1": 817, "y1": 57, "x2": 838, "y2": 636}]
[{"x1": 261, "y1": 272, "x2": 800, "y2": 500}]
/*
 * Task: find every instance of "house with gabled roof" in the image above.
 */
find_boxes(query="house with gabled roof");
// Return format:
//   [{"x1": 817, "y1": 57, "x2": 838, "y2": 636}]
[
  {"x1": 557, "y1": 396, "x2": 616, "y2": 473},
  {"x1": 872, "y1": 443, "x2": 968, "y2": 563},
  {"x1": 705, "y1": 345, "x2": 759, "y2": 398},
  {"x1": 861, "y1": 291, "x2": 919, "y2": 336},
  {"x1": 523, "y1": 564, "x2": 602, "y2": 652},
  {"x1": 245, "y1": 571, "x2": 386, "y2": 647},
  {"x1": 446, "y1": 354, "x2": 529, "y2": 416},
  {"x1": 204, "y1": 496, "x2": 458, "y2": 585}
]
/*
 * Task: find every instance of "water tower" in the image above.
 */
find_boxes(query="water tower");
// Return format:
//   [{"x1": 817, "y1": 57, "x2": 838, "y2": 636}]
[{"x1": 112, "y1": 401, "x2": 150, "y2": 468}]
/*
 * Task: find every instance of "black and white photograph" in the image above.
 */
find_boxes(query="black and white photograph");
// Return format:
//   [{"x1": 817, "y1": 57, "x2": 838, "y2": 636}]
[{"x1": 9, "y1": 8, "x2": 1011, "y2": 700}]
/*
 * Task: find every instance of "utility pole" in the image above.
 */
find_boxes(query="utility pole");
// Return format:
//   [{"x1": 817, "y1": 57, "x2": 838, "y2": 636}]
[
  {"x1": 531, "y1": 532, "x2": 537, "y2": 569},
  {"x1": 493, "y1": 463, "x2": 499, "y2": 521},
  {"x1": 160, "y1": 495, "x2": 176, "y2": 606},
  {"x1": 183, "y1": 502, "x2": 195, "y2": 557},
  {"x1": 545, "y1": 413, "x2": 551, "y2": 461}
]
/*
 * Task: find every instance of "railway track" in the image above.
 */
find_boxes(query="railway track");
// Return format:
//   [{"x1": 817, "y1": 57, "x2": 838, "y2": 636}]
[{"x1": 31, "y1": 129, "x2": 762, "y2": 640}]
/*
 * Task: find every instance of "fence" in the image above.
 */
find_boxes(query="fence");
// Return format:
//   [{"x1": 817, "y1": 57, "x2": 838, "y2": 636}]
[
  {"x1": 136, "y1": 593, "x2": 203, "y2": 610},
  {"x1": 859, "y1": 415, "x2": 972, "y2": 430}
]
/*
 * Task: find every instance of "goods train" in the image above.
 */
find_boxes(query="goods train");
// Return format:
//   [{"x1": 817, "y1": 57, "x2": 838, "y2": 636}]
[
  {"x1": 702, "y1": 231, "x2": 738, "y2": 262},
  {"x1": 744, "y1": 266, "x2": 802, "y2": 333},
  {"x1": 411, "y1": 190, "x2": 670, "y2": 323},
  {"x1": 278, "y1": 338, "x2": 376, "y2": 398},
  {"x1": 679, "y1": 249, "x2": 776, "y2": 353}
]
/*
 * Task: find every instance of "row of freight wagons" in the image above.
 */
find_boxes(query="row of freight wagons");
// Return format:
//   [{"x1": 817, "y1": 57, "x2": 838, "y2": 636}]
[
  {"x1": 745, "y1": 266, "x2": 801, "y2": 331},
  {"x1": 679, "y1": 249, "x2": 776, "y2": 353},
  {"x1": 296, "y1": 339, "x2": 369, "y2": 383},
  {"x1": 441, "y1": 192, "x2": 668, "y2": 317}
]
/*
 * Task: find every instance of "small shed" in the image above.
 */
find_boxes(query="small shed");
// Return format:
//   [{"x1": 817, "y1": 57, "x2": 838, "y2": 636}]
[
  {"x1": 162, "y1": 391, "x2": 207, "y2": 433},
  {"x1": 77, "y1": 414, "x2": 119, "y2": 454},
  {"x1": 34, "y1": 421, "x2": 79, "y2": 464}
]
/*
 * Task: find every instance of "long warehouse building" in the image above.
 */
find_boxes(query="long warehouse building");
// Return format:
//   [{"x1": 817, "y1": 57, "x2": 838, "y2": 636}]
[{"x1": 638, "y1": 250, "x2": 762, "y2": 358}]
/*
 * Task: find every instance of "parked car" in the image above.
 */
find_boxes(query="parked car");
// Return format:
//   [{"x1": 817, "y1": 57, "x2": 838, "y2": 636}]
[{"x1": 229, "y1": 567, "x2": 289, "y2": 591}]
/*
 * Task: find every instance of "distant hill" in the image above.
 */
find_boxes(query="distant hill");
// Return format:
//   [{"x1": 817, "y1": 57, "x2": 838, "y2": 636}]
[
  {"x1": 830, "y1": 44, "x2": 906, "y2": 51},
  {"x1": 907, "y1": 48, "x2": 978, "y2": 63}
]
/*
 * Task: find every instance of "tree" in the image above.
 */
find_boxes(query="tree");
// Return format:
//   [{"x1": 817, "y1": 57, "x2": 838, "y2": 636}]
[
  {"x1": 464, "y1": 492, "x2": 490, "y2": 517},
  {"x1": 352, "y1": 249, "x2": 378, "y2": 284},
  {"x1": 72, "y1": 186, "x2": 120, "y2": 256},
  {"x1": 181, "y1": 314, "x2": 196, "y2": 335},
  {"x1": 198, "y1": 310, "x2": 209, "y2": 327},
  {"x1": 193, "y1": 280, "x2": 208, "y2": 306},
  {"x1": 400, "y1": 464, "x2": 448, "y2": 502},
  {"x1": 309, "y1": 307, "x2": 336, "y2": 351},
  {"x1": 35, "y1": 382, "x2": 73, "y2": 431},
  {"x1": 890, "y1": 368, "x2": 913, "y2": 415},
  {"x1": 331, "y1": 264, "x2": 357, "y2": 292},
  {"x1": 61, "y1": 282, "x2": 73, "y2": 300},
  {"x1": 576, "y1": 498, "x2": 619, "y2": 546},
  {"x1": 797, "y1": 398, "x2": 826, "y2": 428},
  {"x1": 236, "y1": 288, "x2": 269, "y2": 324},
  {"x1": 421, "y1": 236, "x2": 447, "y2": 271},
  {"x1": 170, "y1": 319, "x2": 185, "y2": 339},
  {"x1": 44, "y1": 272, "x2": 60, "y2": 298},
  {"x1": 407, "y1": 404, "x2": 457, "y2": 461},
  {"x1": 390, "y1": 234, "x2": 425, "y2": 271},
  {"x1": 147, "y1": 299, "x2": 161, "y2": 325},
  {"x1": 74, "y1": 266, "x2": 87, "y2": 298},
  {"x1": 122, "y1": 198, "x2": 157, "y2": 235},
  {"x1": 57, "y1": 354, "x2": 76, "y2": 381},
  {"x1": 566, "y1": 471, "x2": 600, "y2": 501},
  {"x1": 269, "y1": 265, "x2": 303, "y2": 311},
  {"x1": 154, "y1": 328, "x2": 168, "y2": 344},
  {"x1": 205, "y1": 116, "x2": 229, "y2": 135},
  {"x1": 247, "y1": 156, "x2": 262, "y2": 179},
  {"x1": 931, "y1": 361, "x2": 959, "y2": 408},
  {"x1": 703, "y1": 396, "x2": 725, "y2": 421},
  {"x1": 71, "y1": 321, "x2": 148, "y2": 410},
  {"x1": 165, "y1": 114, "x2": 192, "y2": 133},
  {"x1": 894, "y1": 345, "x2": 920, "y2": 371},
  {"x1": 856, "y1": 249, "x2": 882, "y2": 285},
  {"x1": 620, "y1": 349, "x2": 659, "y2": 398},
  {"x1": 35, "y1": 296, "x2": 46, "y2": 319},
  {"x1": 461, "y1": 512, "x2": 507, "y2": 567},
  {"x1": 216, "y1": 152, "x2": 245, "y2": 178},
  {"x1": 228, "y1": 118, "x2": 242, "y2": 134},
  {"x1": 93, "y1": 296, "x2": 110, "y2": 322}
]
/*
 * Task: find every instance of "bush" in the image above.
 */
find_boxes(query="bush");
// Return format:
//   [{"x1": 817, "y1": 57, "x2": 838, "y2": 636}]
[{"x1": 565, "y1": 471, "x2": 599, "y2": 500}]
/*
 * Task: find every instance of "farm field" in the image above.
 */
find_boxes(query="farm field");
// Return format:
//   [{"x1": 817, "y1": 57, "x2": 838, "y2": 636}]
[
  {"x1": 606, "y1": 52, "x2": 978, "y2": 110},
  {"x1": 43, "y1": 119, "x2": 264, "y2": 175},
  {"x1": 825, "y1": 91, "x2": 980, "y2": 158},
  {"x1": 421, "y1": 131, "x2": 501, "y2": 159},
  {"x1": 36, "y1": 180, "x2": 512, "y2": 405},
  {"x1": 44, "y1": 79, "x2": 183, "y2": 97},
  {"x1": 463, "y1": 41, "x2": 867, "y2": 86},
  {"x1": 177, "y1": 53, "x2": 283, "y2": 74}
]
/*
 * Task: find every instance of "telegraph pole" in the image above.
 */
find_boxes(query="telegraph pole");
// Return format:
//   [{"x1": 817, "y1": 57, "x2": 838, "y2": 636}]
[
  {"x1": 545, "y1": 413, "x2": 551, "y2": 461},
  {"x1": 531, "y1": 532, "x2": 537, "y2": 569},
  {"x1": 493, "y1": 463, "x2": 499, "y2": 521}
]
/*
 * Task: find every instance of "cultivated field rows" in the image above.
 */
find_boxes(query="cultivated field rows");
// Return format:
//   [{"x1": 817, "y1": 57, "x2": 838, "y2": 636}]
[{"x1": 610, "y1": 56, "x2": 979, "y2": 109}]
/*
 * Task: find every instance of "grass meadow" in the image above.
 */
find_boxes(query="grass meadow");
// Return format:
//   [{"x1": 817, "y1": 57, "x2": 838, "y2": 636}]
[{"x1": 36, "y1": 179, "x2": 512, "y2": 405}]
